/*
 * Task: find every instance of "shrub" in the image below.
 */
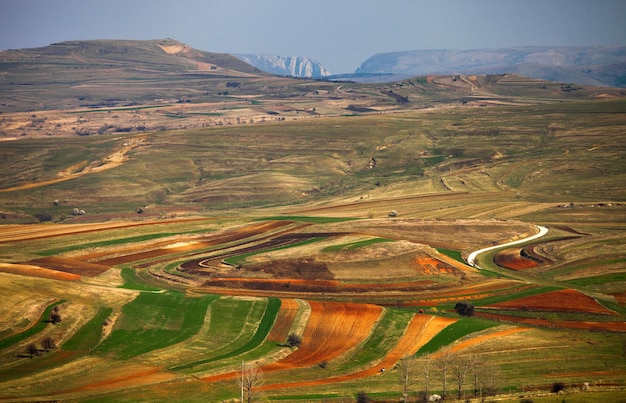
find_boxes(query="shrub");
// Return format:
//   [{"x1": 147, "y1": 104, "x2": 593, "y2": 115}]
[
  {"x1": 454, "y1": 302, "x2": 475, "y2": 317},
  {"x1": 551, "y1": 382, "x2": 566, "y2": 393}
]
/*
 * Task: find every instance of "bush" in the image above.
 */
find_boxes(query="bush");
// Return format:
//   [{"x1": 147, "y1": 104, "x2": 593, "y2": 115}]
[
  {"x1": 287, "y1": 333, "x2": 302, "y2": 348},
  {"x1": 454, "y1": 302, "x2": 475, "y2": 317},
  {"x1": 551, "y1": 382, "x2": 566, "y2": 393}
]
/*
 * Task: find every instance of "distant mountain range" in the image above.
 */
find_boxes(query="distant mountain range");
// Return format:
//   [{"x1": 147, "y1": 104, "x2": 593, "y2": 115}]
[
  {"x1": 351, "y1": 46, "x2": 626, "y2": 87},
  {"x1": 234, "y1": 54, "x2": 330, "y2": 79}
]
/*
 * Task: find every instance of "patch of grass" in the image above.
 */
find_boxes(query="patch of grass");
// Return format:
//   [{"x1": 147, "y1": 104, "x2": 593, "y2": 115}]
[
  {"x1": 95, "y1": 292, "x2": 217, "y2": 359},
  {"x1": 63, "y1": 307, "x2": 113, "y2": 350},
  {"x1": 563, "y1": 270, "x2": 626, "y2": 287},
  {"x1": 119, "y1": 267, "x2": 162, "y2": 291},
  {"x1": 38, "y1": 232, "x2": 185, "y2": 256},
  {"x1": 417, "y1": 317, "x2": 498, "y2": 355},
  {"x1": 0, "y1": 301, "x2": 64, "y2": 350},
  {"x1": 321, "y1": 237, "x2": 393, "y2": 252},
  {"x1": 436, "y1": 248, "x2": 463, "y2": 263},
  {"x1": 170, "y1": 297, "x2": 280, "y2": 370}
]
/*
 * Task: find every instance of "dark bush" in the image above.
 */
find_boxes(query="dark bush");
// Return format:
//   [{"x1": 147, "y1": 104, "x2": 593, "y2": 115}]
[{"x1": 454, "y1": 302, "x2": 475, "y2": 317}]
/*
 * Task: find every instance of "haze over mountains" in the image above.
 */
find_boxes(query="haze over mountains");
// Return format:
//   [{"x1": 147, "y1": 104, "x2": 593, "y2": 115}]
[{"x1": 241, "y1": 46, "x2": 626, "y2": 87}]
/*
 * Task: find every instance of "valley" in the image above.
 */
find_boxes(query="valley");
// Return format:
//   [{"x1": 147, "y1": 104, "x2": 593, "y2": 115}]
[{"x1": 0, "y1": 39, "x2": 625, "y2": 402}]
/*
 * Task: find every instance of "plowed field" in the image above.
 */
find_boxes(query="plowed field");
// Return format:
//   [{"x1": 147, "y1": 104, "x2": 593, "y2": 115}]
[
  {"x1": 259, "y1": 314, "x2": 456, "y2": 391},
  {"x1": 494, "y1": 247, "x2": 539, "y2": 270},
  {"x1": 485, "y1": 289, "x2": 618, "y2": 315},
  {"x1": 0, "y1": 262, "x2": 80, "y2": 281},
  {"x1": 202, "y1": 301, "x2": 382, "y2": 383}
]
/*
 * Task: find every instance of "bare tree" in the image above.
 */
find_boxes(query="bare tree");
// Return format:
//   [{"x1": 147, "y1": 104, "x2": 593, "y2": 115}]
[
  {"x1": 452, "y1": 355, "x2": 471, "y2": 400},
  {"x1": 469, "y1": 354, "x2": 485, "y2": 398},
  {"x1": 26, "y1": 343, "x2": 39, "y2": 358},
  {"x1": 417, "y1": 354, "x2": 433, "y2": 402},
  {"x1": 399, "y1": 355, "x2": 417, "y2": 402},
  {"x1": 41, "y1": 337, "x2": 57, "y2": 352},
  {"x1": 434, "y1": 348, "x2": 455, "y2": 400},
  {"x1": 239, "y1": 361, "x2": 263, "y2": 403},
  {"x1": 481, "y1": 361, "x2": 502, "y2": 397}
]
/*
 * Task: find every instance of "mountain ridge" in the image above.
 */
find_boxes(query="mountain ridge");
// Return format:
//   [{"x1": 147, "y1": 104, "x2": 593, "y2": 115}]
[
  {"x1": 354, "y1": 46, "x2": 626, "y2": 87},
  {"x1": 234, "y1": 54, "x2": 330, "y2": 78}
]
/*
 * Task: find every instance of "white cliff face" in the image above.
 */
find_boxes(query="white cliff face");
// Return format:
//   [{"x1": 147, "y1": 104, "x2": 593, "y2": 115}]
[{"x1": 234, "y1": 54, "x2": 330, "y2": 78}]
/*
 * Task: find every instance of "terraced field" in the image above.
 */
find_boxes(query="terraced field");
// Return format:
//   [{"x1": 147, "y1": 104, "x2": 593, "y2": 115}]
[{"x1": 1, "y1": 61, "x2": 625, "y2": 400}]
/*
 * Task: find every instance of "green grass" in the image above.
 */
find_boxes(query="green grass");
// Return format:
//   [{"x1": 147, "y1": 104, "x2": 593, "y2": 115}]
[
  {"x1": 563, "y1": 271, "x2": 626, "y2": 287},
  {"x1": 63, "y1": 307, "x2": 113, "y2": 350},
  {"x1": 0, "y1": 301, "x2": 64, "y2": 350},
  {"x1": 416, "y1": 317, "x2": 498, "y2": 355},
  {"x1": 436, "y1": 248, "x2": 464, "y2": 263},
  {"x1": 119, "y1": 267, "x2": 162, "y2": 291},
  {"x1": 95, "y1": 292, "x2": 217, "y2": 359},
  {"x1": 170, "y1": 297, "x2": 280, "y2": 370},
  {"x1": 321, "y1": 237, "x2": 393, "y2": 252}
]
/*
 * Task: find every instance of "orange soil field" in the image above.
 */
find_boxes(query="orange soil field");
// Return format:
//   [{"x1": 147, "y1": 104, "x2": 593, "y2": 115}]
[
  {"x1": 58, "y1": 367, "x2": 178, "y2": 395},
  {"x1": 260, "y1": 314, "x2": 457, "y2": 391},
  {"x1": 494, "y1": 248, "x2": 539, "y2": 270},
  {"x1": 202, "y1": 301, "x2": 383, "y2": 384},
  {"x1": 0, "y1": 262, "x2": 80, "y2": 281},
  {"x1": 485, "y1": 289, "x2": 618, "y2": 315},
  {"x1": 432, "y1": 326, "x2": 530, "y2": 358},
  {"x1": 266, "y1": 298, "x2": 299, "y2": 343}
]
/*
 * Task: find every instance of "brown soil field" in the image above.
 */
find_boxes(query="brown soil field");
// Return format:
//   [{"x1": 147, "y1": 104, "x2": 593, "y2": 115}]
[
  {"x1": 259, "y1": 314, "x2": 457, "y2": 391},
  {"x1": 475, "y1": 312, "x2": 626, "y2": 332},
  {"x1": 485, "y1": 289, "x2": 618, "y2": 315},
  {"x1": 26, "y1": 256, "x2": 110, "y2": 277},
  {"x1": 613, "y1": 292, "x2": 626, "y2": 306},
  {"x1": 494, "y1": 247, "x2": 540, "y2": 270},
  {"x1": 202, "y1": 301, "x2": 383, "y2": 384},
  {"x1": 90, "y1": 220, "x2": 298, "y2": 266},
  {"x1": 0, "y1": 218, "x2": 207, "y2": 243},
  {"x1": 0, "y1": 262, "x2": 80, "y2": 281}
]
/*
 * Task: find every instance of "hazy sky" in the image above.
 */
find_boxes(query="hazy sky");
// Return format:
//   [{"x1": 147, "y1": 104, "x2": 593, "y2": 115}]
[{"x1": 1, "y1": 0, "x2": 625, "y2": 73}]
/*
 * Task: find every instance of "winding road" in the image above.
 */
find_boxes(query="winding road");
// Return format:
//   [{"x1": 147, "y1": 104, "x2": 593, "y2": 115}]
[{"x1": 467, "y1": 225, "x2": 549, "y2": 269}]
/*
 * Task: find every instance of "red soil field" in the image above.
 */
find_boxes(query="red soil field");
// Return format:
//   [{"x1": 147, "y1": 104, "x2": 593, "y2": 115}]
[
  {"x1": 92, "y1": 220, "x2": 298, "y2": 266},
  {"x1": 26, "y1": 256, "x2": 110, "y2": 277},
  {"x1": 266, "y1": 298, "x2": 299, "y2": 343},
  {"x1": 485, "y1": 289, "x2": 618, "y2": 315},
  {"x1": 202, "y1": 301, "x2": 383, "y2": 384},
  {"x1": 494, "y1": 247, "x2": 539, "y2": 270},
  {"x1": 475, "y1": 312, "x2": 626, "y2": 332},
  {"x1": 613, "y1": 291, "x2": 626, "y2": 306},
  {"x1": 0, "y1": 262, "x2": 80, "y2": 281},
  {"x1": 259, "y1": 314, "x2": 457, "y2": 391},
  {"x1": 57, "y1": 367, "x2": 178, "y2": 395}
]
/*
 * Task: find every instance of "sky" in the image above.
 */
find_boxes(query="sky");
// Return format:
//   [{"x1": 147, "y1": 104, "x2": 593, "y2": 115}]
[{"x1": 1, "y1": 0, "x2": 625, "y2": 74}]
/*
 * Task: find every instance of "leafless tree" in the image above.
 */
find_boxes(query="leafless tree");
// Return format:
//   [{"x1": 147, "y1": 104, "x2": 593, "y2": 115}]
[
  {"x1": 452, "y1": 355, "x2": 471, "y2": 400},
  {"x1": 399, "y1": 355, "x2": 417, "y2": 402},
  {"x1": 421, "y1": 354, "x2": 432, "y2": 402},
  {"x1": 434, "y1": 348, "x2": 456, "y2": 400},
  {"x1": 26, "y1": 343, "x2": 39, "y2": 358},
  {"x1": 239, "y1": 362, "x2": 263, "y2": 403},
  {"x1": 41, "y1": 337, "x2": 56, "y2": 352},
  {"x1": 481, "y1": 361, "x2": 502, "y2": 397},
  {"x1": 469, "y1": 354, "x2": 485, "y2": 398}
]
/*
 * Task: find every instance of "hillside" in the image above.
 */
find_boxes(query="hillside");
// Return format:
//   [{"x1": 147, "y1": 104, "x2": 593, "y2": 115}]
[
  {"x1": 354, "y1": 46, "x2": 626, "y2": 87},
  {"x1": 0, "y1": 38, "x2": 268, "y2": 112},
  {"x1": 0, "y1": 39, "x2": 626, "y2": 402}
]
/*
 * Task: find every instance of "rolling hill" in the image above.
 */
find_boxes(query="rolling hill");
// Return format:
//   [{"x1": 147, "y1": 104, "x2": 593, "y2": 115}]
[{"x1": 0, "y1": 39, "x2": 625, "y2": 402}]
